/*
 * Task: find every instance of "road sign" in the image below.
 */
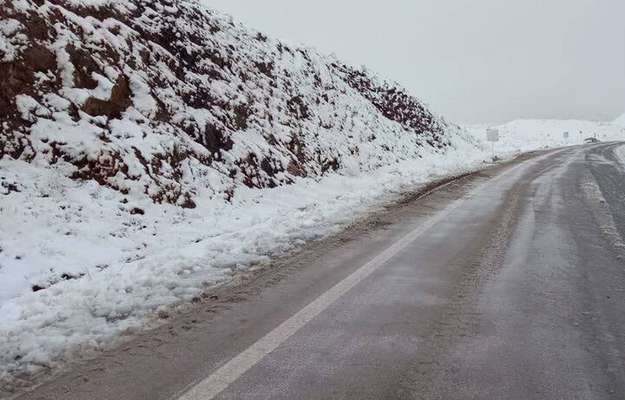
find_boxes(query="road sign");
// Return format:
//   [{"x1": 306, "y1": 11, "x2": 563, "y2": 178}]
[
  {"x1": 486, "y1": 129, "x2": 499, "y2": 142},
  {"x1": 486, "y1": 129, "x2": 499, "y2": 160}
]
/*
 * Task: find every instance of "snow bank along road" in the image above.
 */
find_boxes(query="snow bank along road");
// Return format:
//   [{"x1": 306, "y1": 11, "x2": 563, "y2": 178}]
[{"x1": 12, "y1": 142, "x2": 625, "y2": 400}]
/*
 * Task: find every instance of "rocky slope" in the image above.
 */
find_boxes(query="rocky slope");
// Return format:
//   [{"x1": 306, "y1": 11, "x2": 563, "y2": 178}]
[{"x1": 1, "y1": 0, "x2": 456, "y2": 207}]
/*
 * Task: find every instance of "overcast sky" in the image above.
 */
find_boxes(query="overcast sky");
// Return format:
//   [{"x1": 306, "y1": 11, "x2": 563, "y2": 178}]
[{"x1": 204, "y1": 0, "x2": 625, "y2": 124}]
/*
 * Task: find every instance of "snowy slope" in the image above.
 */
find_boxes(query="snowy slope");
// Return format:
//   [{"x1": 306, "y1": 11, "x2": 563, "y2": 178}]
[
  {"x1": 467, "y1": 118, "x2": 625, "y2": 153},
  {"x1": 0, "y1": 0, "x2": 453, "y2": 204},
  {"x1": 0, "y1": 0, "x2": 488, "y2": 382},
  {"x1": 614, "y1": 112, "x2": 625, "y2": 128}
]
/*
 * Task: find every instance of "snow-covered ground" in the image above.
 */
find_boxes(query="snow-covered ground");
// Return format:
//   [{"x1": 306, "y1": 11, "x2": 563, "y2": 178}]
[
  {"x1": 467, "y1": 118, "x2": 625, "y2": 154},
  {"x1": 0, "y1": 136, "x2": 491, "y2": 380}
]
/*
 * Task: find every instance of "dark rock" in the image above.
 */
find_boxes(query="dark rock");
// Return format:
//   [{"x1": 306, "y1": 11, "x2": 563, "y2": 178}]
[
  {"x1": 129, "y1": 207, "x2": 144, "y2": 215},
  {"x1": 83, "y1": 74, "x2": 132, "y2": 118}
]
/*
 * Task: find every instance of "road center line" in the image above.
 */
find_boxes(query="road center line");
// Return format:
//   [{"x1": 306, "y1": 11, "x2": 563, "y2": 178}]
[{"x1": 175, "y1": 159, "x2": 534, "y2": 400}]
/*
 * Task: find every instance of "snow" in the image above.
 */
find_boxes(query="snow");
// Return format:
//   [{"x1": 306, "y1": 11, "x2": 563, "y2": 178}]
[
  {"x1": 0, "y1": 18, "x2": 27, "y2": 62},
  {"x1": 0, "y1": 134, "x2": 488, "y2": 379},
  {"x1": 467, "y1": 118, "x2": 625, "y2": 154}
]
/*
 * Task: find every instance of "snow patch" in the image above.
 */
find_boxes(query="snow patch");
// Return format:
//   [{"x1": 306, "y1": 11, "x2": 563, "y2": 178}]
[{"x1": 613, "y1": 113, "x2": 625, "y2": 128}]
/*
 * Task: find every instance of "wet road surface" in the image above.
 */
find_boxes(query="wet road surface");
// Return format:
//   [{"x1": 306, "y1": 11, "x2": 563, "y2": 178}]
[{"x1": 11, "y1": 143, "x2": 625, "y2": 400}]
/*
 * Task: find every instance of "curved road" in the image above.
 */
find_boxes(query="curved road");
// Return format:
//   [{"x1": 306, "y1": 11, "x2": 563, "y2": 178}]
[{"x1": 11, "y1": 142, "x2": 625, "y2": 400}]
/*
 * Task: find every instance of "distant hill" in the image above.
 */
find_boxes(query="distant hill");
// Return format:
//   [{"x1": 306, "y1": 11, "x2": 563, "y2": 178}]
[{"x1": 467, "y1": 118, "x2": 625, "y2": 152}]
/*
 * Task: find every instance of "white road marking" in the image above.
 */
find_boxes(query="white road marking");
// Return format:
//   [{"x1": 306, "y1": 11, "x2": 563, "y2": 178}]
[{"x1": 175, "y1": 157, "x2": 541, "y2": 400}]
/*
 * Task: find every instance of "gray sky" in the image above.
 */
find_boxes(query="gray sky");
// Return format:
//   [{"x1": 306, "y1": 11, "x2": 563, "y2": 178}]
[{"x1": 204, "y1": 0, "x2": 625, "y2": 124}]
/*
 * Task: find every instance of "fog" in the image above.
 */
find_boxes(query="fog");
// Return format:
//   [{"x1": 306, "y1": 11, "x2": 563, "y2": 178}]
[{"x1": 204, "y1": 0, "x2": 625, "y2": 123}]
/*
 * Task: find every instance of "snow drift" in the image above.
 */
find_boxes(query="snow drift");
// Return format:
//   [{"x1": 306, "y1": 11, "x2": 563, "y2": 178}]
[{"x1": 0, "y1": 0, "x2": 486, "y2": 383}]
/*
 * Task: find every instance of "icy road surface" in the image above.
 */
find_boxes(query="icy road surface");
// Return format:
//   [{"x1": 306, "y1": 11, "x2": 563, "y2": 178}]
[{"x1": 12, "y1": 143, "x2": 625, "y2": 399}]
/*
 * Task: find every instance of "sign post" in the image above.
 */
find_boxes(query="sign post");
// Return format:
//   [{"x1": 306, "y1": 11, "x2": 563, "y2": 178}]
[
  {"x1": 563, "y1": 131, "x2": 569, "y2": 144},
  {"x1": 486, "y1": 128, "x2": 499, "y2": 159}
]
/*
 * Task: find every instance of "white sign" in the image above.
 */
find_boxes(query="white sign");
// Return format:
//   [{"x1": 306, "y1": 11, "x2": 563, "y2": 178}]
[{"x1": 486, "y1": 128, "x2": 499, "y2": 142}]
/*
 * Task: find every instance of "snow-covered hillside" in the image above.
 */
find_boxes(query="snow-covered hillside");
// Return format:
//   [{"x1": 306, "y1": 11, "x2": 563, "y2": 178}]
[
  {"x1": 0, "y1": 0, "x2": 489, "y2": 382},
  {"x1": 614, "y1": 113, "x2": 625, "y2": 128},
  {"x1": 1, "y1": 0, "x2": 456, "y2": 204},
  {"x1": 468, "y1": 118, "x2": 625, "y2": 153}
]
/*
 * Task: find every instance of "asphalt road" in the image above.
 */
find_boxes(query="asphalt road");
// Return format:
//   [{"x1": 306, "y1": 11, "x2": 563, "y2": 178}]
[{"x1": 11, "y1": 142, "x2": 625, "y2": 400}]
